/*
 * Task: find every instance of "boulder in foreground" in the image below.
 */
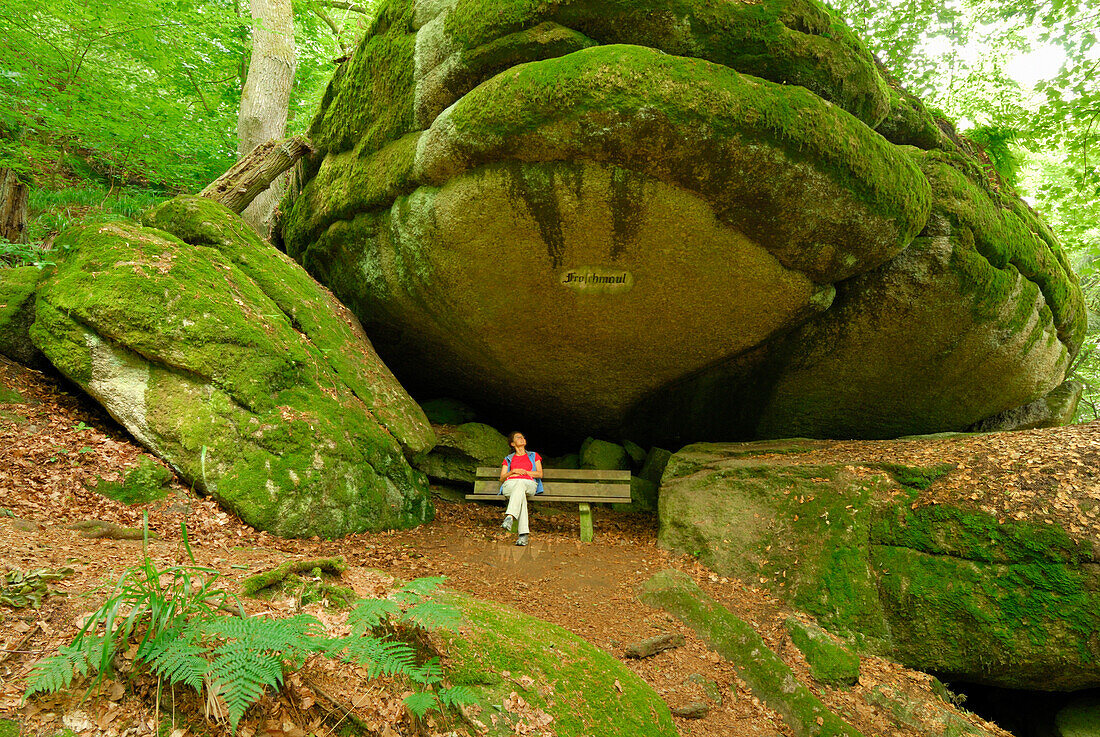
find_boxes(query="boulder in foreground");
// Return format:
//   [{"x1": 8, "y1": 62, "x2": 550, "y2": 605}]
[{"x1": 30, "y1": 197, "x2": 435, "y2": 538}]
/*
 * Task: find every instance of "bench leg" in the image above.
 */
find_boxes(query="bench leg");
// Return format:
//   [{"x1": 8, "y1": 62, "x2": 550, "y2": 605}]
[{"x1": 578, "y1": 503, "x2": 593, "y2": 543}]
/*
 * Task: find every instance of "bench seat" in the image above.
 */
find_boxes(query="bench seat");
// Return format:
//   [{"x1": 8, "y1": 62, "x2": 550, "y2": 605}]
[{"x1": 467, "y1": 467, "x2": 631, "y2": 542}]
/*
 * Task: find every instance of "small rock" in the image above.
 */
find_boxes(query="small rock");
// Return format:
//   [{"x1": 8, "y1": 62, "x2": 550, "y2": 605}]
[{"x1": 671, "y1": 702, "x2": 710, "y2": 719}]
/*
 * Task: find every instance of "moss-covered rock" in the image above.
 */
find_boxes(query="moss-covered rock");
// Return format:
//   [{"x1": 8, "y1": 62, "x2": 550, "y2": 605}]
[
  {"x1": 280, "y1": 0, "x2": 1082, "y2": 445},
  {"x1": 413, "y1": 421, "x2": 509, "y2": 483},
  {"x1": 658, "y1": 442, "x2": 1100, "y2": 690},
  {"x1": 439, "y1": 591, "x2": 677, "y2": 737},
  {"x1": 0, "y1": 266, "x2": 49, "y2": 366},
  {"x1": 969, "y1": 378, "x2": 1084, "y2": 432},
  {"x1": 579, "y1": 437, "x2": 629, "y2": 470},
  {"x1": 785, "y1": 617, "x2": 860, "y2": 687},
  {"x1": 31, "y1": 200, "x2": 434, "y2": 538},
  {"x1": 640, "y1": 569, "x2": 863, "y2": 736}
]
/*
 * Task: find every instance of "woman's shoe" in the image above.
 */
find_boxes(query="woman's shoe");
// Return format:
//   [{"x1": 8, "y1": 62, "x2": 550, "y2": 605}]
[
  {"x1": 515, "y1": 534, "x2": 529, "y2": 546},
  {"x1": 501, "y1": 515, "x2": 515, "y2": 532}
]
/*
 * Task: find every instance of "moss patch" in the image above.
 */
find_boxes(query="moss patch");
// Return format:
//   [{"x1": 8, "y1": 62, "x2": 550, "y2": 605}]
[
  {"x1": 92, "y1": 457, "x2": 173, "y2": 505},
  {"x1": 0, "y1": 265, "x2": 49, "y2": 365},
  {"x1": 439, "y1": 591, "x2": 676, "y2": 737}
]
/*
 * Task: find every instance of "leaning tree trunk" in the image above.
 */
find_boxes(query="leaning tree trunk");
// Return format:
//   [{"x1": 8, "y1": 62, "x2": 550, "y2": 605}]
[
  {"x1": 200, "y1": 135, "x2": 313, "y2": 213},
  {"x1": 238, "y1": 0, "x2": 296, "y2": 237},
  {"x1": 0, "y1": 168, "x2": 28, "y2": 243}
]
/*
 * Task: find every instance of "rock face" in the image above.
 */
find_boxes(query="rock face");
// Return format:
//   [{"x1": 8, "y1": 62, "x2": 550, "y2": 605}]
[
  {"x1": 413, "y1": 421, "x2": 509, "y2": 483},
  {"x1": 30, "y1": 196, "x2": 435, "y2": 538},
  {"x1": 280, "y1": 0, "x2": 1084, "y2": 444},
  {"x1": 0, "y1": 266, "x2": 48, "y2": 367},
  {"x1": 658, "y1": 440, "x2": 1100, "y2": 691}
]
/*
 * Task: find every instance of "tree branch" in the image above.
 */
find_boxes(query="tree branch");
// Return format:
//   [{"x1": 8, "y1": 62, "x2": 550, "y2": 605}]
[{"x1": 317, "y1": 0, "x2": 370, "y2": 14}]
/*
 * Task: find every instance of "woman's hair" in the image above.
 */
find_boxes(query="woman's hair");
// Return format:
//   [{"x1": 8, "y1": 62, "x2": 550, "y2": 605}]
[{"x1": 507, "y1": 431, "x2": 524, "y2": 444}]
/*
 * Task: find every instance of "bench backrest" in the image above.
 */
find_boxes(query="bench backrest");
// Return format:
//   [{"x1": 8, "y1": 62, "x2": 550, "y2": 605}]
[{"x1": 473, "y1": 467, "x2": 630, "y2": 501}]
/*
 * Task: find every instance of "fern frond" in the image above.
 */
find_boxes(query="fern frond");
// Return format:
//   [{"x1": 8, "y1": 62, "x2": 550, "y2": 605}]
[
  {"x1": 390, "y1": 576, "x2": 446, "y2": 605},
  {"x1": 347, "y1": 598, "x2": 401, "y2": 633},
  {"x1": 401, "y1": 600, "x2": 463, "y2": 633},
  {"x1": 342, "y1": 636, "x2": 418, "y2": 678},
  {"x1": 403, "y1": 691, "x2": 438, "y2": 718},
  {"x1": 200, "y1": 614, "x2": 322, "y2": 661},
  {"x1": 407, "y1": 657, "x2": 444, "y2": 686},
  {"x1": 24, "y1": 639, "x2": 98, "y2": 697},
  {"x1": 208, "y1": 645, "x2": 285, "y2": 731},
  {"x1": 143, "y1": 628, "x2": 208, "y2": 692},
  {"x1": 438, "y1": 685, "x2": 477, "y2": 708}
]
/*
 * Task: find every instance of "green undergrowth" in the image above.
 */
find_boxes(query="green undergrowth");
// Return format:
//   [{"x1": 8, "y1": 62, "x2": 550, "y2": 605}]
[
  {"x1": 26, "y1": 518, "x2": 473, "y2": 733},
  {"x1": 438, "y1": 591, "x2": 676, "y2": 737},
  {"x1": 878, "y1": 462, "x2": 955, "y2": 490}
]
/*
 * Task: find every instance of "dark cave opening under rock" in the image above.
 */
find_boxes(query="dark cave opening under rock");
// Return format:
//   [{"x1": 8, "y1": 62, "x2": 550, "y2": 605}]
[{"x1": 944, "y1": 680, "x2": 1100, "y2": 737}]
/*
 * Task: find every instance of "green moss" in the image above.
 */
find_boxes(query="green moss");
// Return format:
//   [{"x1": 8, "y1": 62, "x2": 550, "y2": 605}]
[
  {"x1": 0, "y1": 719, "x2": 18, "y2": 737},
  {"x1": 441, "y1": 0, "x2": 889, "y2": 125},
  {"x1": 439, "y1": 592, "x2": 676, "y2": 736},
  {"x1": 871, "y1": 498, "x2": 1086, "y2": 565},
  {"x1": 309, "y1": 0, "x2": 416, "y2": 157},
  {"x1": 914, "y1": 149, "x2": 1086, "y2": 354},
  {"x1": 143, "y1": 196, "x2": 435, "y2": 457},
  {"x1": 878, "y1": 462, "x2": 954, "y2": 490},
  {"x1": 640, "y1": 570, "x2": 863, "y2": 736},
  {"x1": 93, "y1": 457, "x2": 173, "y2": 504},
  {"x1": 32, "y1": 214, "x2": 433, "y2": 538},
  {"x1": 785, "y1": 617, "x2": 860, "y2": 687},
  {"x1": 0, "y1": 265, "x2": 48, "y2": 365},
  {"x1": 661, "y1": 463, "x2": 891, "y2": 641},
  {"x1": 428, "y1": 44, "x2": 928, "y2": 282},
  {"x1": 0, "y1": 387, "x2": 26, "y2": 404},
  {"x1": 871, "y1": 544, "x2": 1100, "y2": 687}
]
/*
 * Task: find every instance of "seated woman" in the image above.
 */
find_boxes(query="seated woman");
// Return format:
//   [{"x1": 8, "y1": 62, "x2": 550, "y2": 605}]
[{"x1": 499, "y1": 431, "x2": 543, "y2": 546}]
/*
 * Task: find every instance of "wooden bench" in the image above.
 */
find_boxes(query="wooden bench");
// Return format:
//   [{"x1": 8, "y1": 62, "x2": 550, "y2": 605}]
[{"x1": 468, "y1": 467, "x2": 632, "y2": 542}]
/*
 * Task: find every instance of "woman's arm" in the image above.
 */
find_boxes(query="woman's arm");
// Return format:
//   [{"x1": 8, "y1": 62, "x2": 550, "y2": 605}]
[
  {"x1": 499, "y1": 462, "x2": 509, "y2": 482},
  {"x1": 531, "y1": 460, "x2": 543, "y2": 479}
]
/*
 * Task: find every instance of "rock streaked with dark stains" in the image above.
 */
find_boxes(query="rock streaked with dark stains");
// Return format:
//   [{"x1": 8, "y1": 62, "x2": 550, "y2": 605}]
[{"x1": 279, "y1": 0, "x2": 1084, "y2": 443}]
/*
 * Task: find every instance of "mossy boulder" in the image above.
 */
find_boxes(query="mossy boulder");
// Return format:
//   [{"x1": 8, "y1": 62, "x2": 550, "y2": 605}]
[
  {"x1": 412, "y1": 421, "x2": 509, "y2": 483},
  {"x1": 659, "y1": 442, "x2": 1100, "y2": 690},
  {"x1": 640, "y1": 569, "x2": 863, "y2": 736},
  {"x1": 279, "y1": 0, "x2": 1082, "y2": 444},
  {"x1": 579, "y1": 437, "x2": 629, "y2": 470},
  {"x1": 440, "y1": 591, "x2": 677, "y2": 737},
  {"x1": 0, "y1": 266, "x2": 49, "y2": 366},
  {"x1": 785, "y1": 617, "x2": 860, "y2": 687},
  {"x1": 30, "y1": 197, "x2": 434, "y2": 538}
]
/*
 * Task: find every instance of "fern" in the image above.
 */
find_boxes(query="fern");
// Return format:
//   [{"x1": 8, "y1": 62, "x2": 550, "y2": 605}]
[
  {"x1": 141, "y1": 626, "x2": 208, "y2": 692},
  {"x1": 341, "y1": 636, "x2": 418, "y2": 678},
  {"x1": 391, "y1": 576, "x2": 446, "y2": 605},
  {"x1": 437, "y1": 685, "x2": 477, "y2": 709},
  {"x1": 402, "y1": 600, "x2": 463, "y2": 633},
  {"x1": 347, "y1": 597, "x2": 401, "y2": 633},
  {"x1": 208, "y1": 642, "x2": 287, "y2": 731},
  {"x1": 403, "y1": 691, "x2": 438, "y2": 718},
  {"x1": 200, "y1": 614, "x2": 321, "y2": 663},
  {"x1": 25, "y1": 640, "x2": 99, "y2": 696}
]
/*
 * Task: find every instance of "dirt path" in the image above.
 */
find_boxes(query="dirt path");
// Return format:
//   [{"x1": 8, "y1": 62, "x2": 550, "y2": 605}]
[{"x1": 0, "y1": 356, "x2": 1018, "y2": 737}]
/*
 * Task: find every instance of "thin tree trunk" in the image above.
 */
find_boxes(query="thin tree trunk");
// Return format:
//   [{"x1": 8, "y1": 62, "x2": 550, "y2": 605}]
[
  {"x1": 200, "y1": 135, "x2": 313, "y2": 214},
  {"x1": 238, "y1": 0, "x2": 295, "y2": 236},
  {"x1": 0, "y1": 169, "x2": 29, "y2": 243}
]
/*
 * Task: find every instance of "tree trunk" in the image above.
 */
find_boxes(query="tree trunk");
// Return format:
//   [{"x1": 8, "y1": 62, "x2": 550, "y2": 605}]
[
  {"x1": 238, "y1": 0, "x2": 295, "y2": 237},
  {"x1": 0, "y1": 169, "x2": 29, "y2": 243},
  {"x1": 200, "y1": 135, "x2": 313, "y2": 214}
]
